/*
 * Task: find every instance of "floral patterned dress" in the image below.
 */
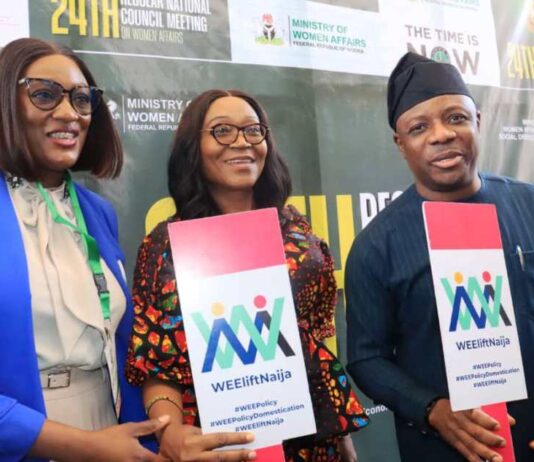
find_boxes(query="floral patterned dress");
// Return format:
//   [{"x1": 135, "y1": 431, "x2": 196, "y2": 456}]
[{"x1": 126, "y1": 206, "x2": 368, "y2": 461}]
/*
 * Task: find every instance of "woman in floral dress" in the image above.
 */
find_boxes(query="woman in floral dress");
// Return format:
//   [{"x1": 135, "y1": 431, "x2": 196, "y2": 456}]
[{"x1": 126, "y1": 89, "x2": 369, "y2": 462}]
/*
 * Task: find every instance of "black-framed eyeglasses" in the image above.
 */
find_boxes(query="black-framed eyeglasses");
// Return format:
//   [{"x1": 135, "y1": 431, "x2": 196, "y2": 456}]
[
  {"x1": 200, "y1": 123, "x2": 269, "y2": 146},
  {"x1": 18, "y1": 77, "x2": 103, "y2": 116}
]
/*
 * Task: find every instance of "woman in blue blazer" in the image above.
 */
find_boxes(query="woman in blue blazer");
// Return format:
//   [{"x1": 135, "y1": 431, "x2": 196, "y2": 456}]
[{"x1": 0, "y1": 38, "x2": 167, "y2": 462}]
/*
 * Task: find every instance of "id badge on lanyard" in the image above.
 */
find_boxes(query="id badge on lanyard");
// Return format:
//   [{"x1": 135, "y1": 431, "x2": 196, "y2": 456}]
[{"x1": 37, "y1": 173, "x2": 122, "y2": 416}]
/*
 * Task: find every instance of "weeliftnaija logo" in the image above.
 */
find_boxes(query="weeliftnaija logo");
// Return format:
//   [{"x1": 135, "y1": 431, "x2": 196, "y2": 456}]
[
  {"x1": 191, "y1": 294, "x2": 295, "y2": 372},
  {"x1": 441, "y1": 271, "x2": 512, "y2": 332}
]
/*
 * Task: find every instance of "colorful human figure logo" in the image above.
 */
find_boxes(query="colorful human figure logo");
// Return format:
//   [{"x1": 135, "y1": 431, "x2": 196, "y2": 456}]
[
  {"x1": 441, "y1": 271, "x2": 512, "y2": 332},
  {"x1": 191, "y1": 294, "x2": 295, "y2": 372}
]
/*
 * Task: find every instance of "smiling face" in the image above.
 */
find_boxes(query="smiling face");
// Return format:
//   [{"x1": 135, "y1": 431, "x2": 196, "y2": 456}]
[
  {"x1": 18, "y1": 54, "x2": 91, "y2": 187},
  {"x1": 200, "y1": 96, "x2": 268, "y2": 200},
  {"x1": 393, "y1": 94, "x2": 481, "y2": 201}
]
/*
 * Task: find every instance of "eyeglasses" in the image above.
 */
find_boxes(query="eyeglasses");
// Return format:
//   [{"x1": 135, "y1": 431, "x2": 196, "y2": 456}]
[
  {"x1": 201, "y1": 123, "x2": 269, "y2": 146},
  {"x1": 18, "y1": 77, "x2": 103, "y2": 116}
]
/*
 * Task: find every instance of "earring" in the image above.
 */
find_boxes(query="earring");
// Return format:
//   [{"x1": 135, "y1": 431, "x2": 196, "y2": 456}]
[{"x1": 6, "y1": 174, "x2": 24, "y2": 189}]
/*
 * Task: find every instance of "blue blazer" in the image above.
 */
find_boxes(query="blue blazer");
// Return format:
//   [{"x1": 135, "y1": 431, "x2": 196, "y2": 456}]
[{"x1": 0, "y1": 173, "x2": 151, "y2": 461}]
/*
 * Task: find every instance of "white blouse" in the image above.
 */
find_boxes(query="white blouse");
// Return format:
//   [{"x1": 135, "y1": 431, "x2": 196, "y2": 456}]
[{"x1": 7, "y1": 179, "x2": 126, "y2": 372}]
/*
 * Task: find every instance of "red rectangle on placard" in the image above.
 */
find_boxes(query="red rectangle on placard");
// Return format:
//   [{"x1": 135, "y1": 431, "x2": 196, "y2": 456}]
[
  {"x1": 255, "y1": 444, "x2": 286, "y2": 462},
  {"x1": 423, "y1": 202, "x2": 502, "y2": 250},
  {"x1": 168, "y1": 208, "x2": 285, "y2": 278},
  {"x1": 481, "y1": 403, "x2": 515, "y2": 462}
]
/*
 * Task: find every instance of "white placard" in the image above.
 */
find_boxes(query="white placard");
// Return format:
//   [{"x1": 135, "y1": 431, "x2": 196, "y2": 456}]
[
  {"x1": 423, "y1": 202, "x2": 527, "y2": 411},
  {"x1": 429, "y1": 249, "x2": 527, "y2": 410},
  {"x1": 177, "y1": 264, "x2": 316, "y2": 448}
]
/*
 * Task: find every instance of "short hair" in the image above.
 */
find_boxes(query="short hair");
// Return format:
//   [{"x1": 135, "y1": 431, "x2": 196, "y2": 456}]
[
  {"x1": 0, "y1": 37, "x2": 122, "y2": 180},
  {"x1": 167, "y1": 89, "x2": 292, "y2": 219}
]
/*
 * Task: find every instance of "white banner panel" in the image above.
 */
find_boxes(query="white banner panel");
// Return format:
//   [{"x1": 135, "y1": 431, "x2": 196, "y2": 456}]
[
  {"x1": 379, "y1": 0, "x2": 501, "y2": 86},
  {"x1": 0, "y1": 0, "x2": 28, "y2": 46},
  {"x1": 229, "y1": 0, "x2": 500, "y2": 84},
  {"x1": 228, "y1": 0, "x2": 388, "y2": 76}
]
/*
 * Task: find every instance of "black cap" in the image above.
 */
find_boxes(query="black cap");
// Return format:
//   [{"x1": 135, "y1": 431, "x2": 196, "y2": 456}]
[{"x1": 387, "y1": 52, "x2": 473, "y2": 129}]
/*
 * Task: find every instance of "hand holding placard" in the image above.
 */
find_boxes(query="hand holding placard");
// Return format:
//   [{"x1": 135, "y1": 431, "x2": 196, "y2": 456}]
[
  {"x1": 428, "y1": 399, "x2": 509, "y2": 462},
  {"x1": 481, "y1": 403, "x2": 516, "y2": 462},
  {"x1": 158, "y1": 423, "x2": 256, "y2": 461}
]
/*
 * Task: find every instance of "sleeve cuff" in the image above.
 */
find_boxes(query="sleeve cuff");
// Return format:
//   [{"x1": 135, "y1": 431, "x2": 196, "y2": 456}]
[{"x1": 0, "y1": 399, "x2": 46, "y2": 460}]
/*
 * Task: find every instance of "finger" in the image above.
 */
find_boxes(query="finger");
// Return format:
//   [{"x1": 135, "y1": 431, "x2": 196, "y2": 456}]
[
  {"x1": 439, "y1": 424, "x2": 473, "y2": 462},
  {"x1": 462, "y1": 420, "x2": 506, "y2": 448},
  {"x1": 199, "y1": 448, "x2": 256, "y2": 461},
  {"x1": 507, "y1": 413, "x2": 516, "y2": 426},
  {"x1": 470, "y1": 408, "x2": 500, "y2": 430},
  {"x1": 137, "y1": 446, "x2": 172, "y2": 462},
  {"x1": 153, "y1": 455, "x2": 172, "y2": 462},
  {"x1": 201, "y1": 432, "x2": 255, "y2": 451},
  {"x1": 530, "y1": 440, "x2": 534, "y2": 450},
  {"x1": 455, "y1": 428, "x2": 503, "y2": 462},
  {"x1": 452, "y1": 438, "x2": 498, "y2": 462},
  {"x1": 184, "y1": 425, "x2": 203, "y2": 436},
  {"x1": 132, "y1": 415, "x2": 171, "y2": 437},
  {"x1": 450, "y1": 439, "x2": 483, "y2": 462},
  {"x1": 459, "y1": 412, "x2": 505, "y2": 447}
]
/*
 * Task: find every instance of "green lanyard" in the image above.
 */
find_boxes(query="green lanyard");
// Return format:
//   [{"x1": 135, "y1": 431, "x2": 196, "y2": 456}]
[{"x1": 36, "y1": 173, "x2": 111, "y2": 321}]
